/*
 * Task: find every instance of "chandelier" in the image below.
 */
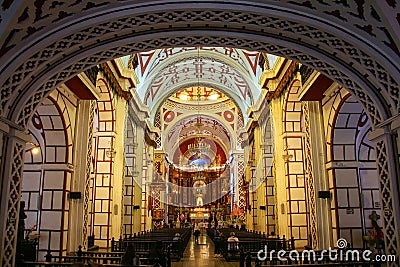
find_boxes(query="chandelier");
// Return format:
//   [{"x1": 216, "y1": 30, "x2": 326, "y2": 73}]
[
  {"x1": 186, "y1": 138, "x2": 215, "y2": 161},
  {"x1": 185, "y1": 47, "x2": 214, "y2": 161},
  {"x1": 193, "y1": 171, "x2": 206, "y2": 182}
]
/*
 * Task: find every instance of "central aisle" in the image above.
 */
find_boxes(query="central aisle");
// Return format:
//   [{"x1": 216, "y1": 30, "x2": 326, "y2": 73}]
[{"x1": 172, "y1": 232, "x2": 240, "y2": 267}]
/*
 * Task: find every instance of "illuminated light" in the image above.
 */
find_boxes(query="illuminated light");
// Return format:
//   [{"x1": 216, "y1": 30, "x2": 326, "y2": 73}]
[
  {"x1": 208, "y1": 93, "x2": 219, "y2": 100},
  {"x1": 31, "y1": 147, "x2": 40, "y2": 155},
  {"x1": 179, "y1": 93, "x2": 189, "y2": 100}
]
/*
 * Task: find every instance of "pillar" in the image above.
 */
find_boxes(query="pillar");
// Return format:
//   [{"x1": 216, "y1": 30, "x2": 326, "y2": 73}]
[
  {"x1": 303, "y1": 101, "x2": 332, "y2": 249},
  {"x1": 110, "y1": 98, "x2": 127, "y2": 239},
  {"x1": 269, "y1": 97, "x2": 289, "y2": 240},
  {"x1": 369, "y1": 124, "x2": 400, "y2": 266},
  {"x1": 0, "y1": 121, "x2": 29, "y2": 267},
  {"x1": 68, "y1": 100, "x2": 95, "y2": 251},
  {"x1": 231, "y1": 150, "x2": 246, "y2": 221}
]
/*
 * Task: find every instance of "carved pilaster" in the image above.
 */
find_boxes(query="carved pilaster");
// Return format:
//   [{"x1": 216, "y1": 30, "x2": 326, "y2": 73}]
[
  {"x1": 303, "y1": 101, "x2": 332, "y2": 250},
  {"x1": 303, "y1": 101, "x2": 318, "y2": 249},
  {"x1": 370, "y1": 127, "x2": 400, "y2": 265},
  {"x1": 82, "y1": 100, "x2": 96, "y2": 249},
  {"x1": 0, "y1": 128, "x2": 29, "y2": 267},
  {"x1": 232, "y1": 152, "x2": 246, "y2": 221}
]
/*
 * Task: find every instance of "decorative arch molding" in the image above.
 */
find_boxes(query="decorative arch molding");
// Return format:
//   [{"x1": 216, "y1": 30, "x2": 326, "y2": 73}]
[
  {"x1": 149, "y1": 81, "x2": 249, "y2": 123},
  {"x1": 139, "y1": 51, "x2": 260, "y2": 107},
  {"x1": 164, "y1": 113, "x2": 233, "y2": 153},
  {"x1": 328, "y1": 96, "x2": 381, "y2": 249},
  {"x1": 0, "y1": 2, "x2": 398, "y2": 129},
  {"x1": 136, "y1": 47, "x2": 261, "y2": 84},
  {"x1": 329, "y1": 97, "x2": 364, "y2": 161},
  {"x1": 324, "y1": 87, "x2": 352, "y2": 163},
  {"x1": 22, "y1": 94, "x2": 72, "y2": 259},
  {"x1": 171, "y1": 133, "x2": 230, "y2": 165},
  {"x1": 168, "y1": 127, "x2": 230, "y2": 156}
]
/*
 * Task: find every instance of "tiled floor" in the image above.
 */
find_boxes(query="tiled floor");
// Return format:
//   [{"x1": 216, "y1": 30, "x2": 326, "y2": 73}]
[{"x1": 172, "y1": 233, "x2": 240, "y2": 267}]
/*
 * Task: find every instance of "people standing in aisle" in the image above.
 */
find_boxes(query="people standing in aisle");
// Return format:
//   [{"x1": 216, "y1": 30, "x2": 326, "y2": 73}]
[
  {"x1": 214, "y1": 232, "x2": 224, "y2": 257},
  {"x1": 194, "y1": 223, "x2": 201, "y2": 244}
]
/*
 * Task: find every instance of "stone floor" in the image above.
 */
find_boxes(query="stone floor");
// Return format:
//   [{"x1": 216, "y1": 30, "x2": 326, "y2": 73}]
[{"x1": 172, "y1": 233, "x2": 240, "y2": 267}]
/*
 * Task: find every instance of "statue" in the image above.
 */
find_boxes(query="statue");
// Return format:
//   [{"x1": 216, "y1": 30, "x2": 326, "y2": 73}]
[
  {"x1": 196, "y1": 194, "x2": 203, "y2": 206},
  {"x1": 363, "y1": 211, "x2": 384, "y2": 252},
  {"x1": 16, "y1": 201, "x2": 38, "y2": 262},
  {"x1": 18, "y1": 201, "x2": 27, "y2": 244}
]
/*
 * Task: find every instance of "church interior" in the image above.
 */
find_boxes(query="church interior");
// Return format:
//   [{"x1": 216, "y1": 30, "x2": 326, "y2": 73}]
[{"x1": 0, "y1": 1, "x2": 399, "y2": 267}]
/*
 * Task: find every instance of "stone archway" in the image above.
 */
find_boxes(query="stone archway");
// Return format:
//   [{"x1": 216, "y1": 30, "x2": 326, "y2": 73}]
[{"x1": 1, "y1": 1, "x2": 399, "y2": 266}]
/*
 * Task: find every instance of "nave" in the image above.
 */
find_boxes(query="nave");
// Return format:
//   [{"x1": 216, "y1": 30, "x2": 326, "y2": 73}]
[
  {"x1": 1, "y1": 2, "x2": 400, "y2": 267},
  {"x1": 173, "y1": 233, "x2": 239, "y2": 267}
]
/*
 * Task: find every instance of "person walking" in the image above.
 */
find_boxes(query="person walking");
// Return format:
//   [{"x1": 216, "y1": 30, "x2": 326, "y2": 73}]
[
  {"x1": 194, "y1": 224, "x2": 201, "y2": 244},
  {"x1": 214, "y1": 232, "x2": 224, "y2": 257}
]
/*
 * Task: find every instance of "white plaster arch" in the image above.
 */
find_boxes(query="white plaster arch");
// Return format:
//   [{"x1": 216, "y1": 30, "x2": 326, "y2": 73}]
[
  {"x1": 150, "y1": 81, "x2": 248, "y2": 123},
  {"x1": 169, "y1": 132, "x2": 230, "y2": 165},
  {"x1": 136, "y1": 48, "x2": 262, "y2": 106},
  {"x1": 163, "y1": 113, "x2": 234, "y2": 154}
]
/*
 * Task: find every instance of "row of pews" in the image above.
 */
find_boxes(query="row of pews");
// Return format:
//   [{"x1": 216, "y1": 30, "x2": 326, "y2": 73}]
[
  {"x1": 207, "y1": 228, "x2": 384, "y2": 266},
  {"x1": 111, "y1": 228, "x2": 191, "y2": 259},
  {"x1": 207, "y1": 227, "x2": 295, "y2": 262},
  {"x1": 20, "y1": 228, "x2": 192, "y2": 267}
]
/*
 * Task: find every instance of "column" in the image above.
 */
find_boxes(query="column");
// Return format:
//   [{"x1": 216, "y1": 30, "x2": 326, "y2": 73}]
[
  {"x1": 369, "y1": 125, "x2": 400, "y2": 265},
  {"x1": 231, "y1": 151, "x2": 246, "y2": 221},
  {"x1": 68, "y1": 100, "x2": 95, "y2": 251},
  {"x1": 0, "y1": 122, "x2": 29, "y2": 267},
  {"x1": 110, "y1": 99, "x2": 128, "y2": 240},
  {"x1": 270, "y1": 97, "x2": 290, "y2": 240},
  {"x1": 303, "y1": 101, "x2": 332, "y2": 250}
]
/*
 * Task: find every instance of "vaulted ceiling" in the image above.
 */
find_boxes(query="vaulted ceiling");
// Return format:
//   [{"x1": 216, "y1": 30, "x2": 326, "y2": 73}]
[
  {"x1": 123, "y1": 47, "x2": 274, "y2": 165},
  {"x1": 123, "y1": 47, "x2": 278, "y2": 123}
]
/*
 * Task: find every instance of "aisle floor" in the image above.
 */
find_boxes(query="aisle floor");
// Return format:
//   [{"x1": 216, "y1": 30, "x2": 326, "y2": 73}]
[{"x1": 172, "y1": 233, "x2": 240, "y2": 267}]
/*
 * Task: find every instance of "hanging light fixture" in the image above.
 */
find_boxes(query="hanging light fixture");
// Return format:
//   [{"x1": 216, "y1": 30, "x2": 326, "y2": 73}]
[
  {"x1": 186, "y1": 47, "x2": 214, "y2": 166},
  {"x1": 189, "y1": 46, "x2": 205, "y2": 152},
  {"x1": 194, "y1": 46, "x2": 203, "y2": 133},
  {"x1": 188, "y1": 47, "x2": 211, "y2": 157}
]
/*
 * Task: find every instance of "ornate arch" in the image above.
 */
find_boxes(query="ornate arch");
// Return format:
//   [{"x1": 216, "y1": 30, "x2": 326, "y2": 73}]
[
  {"x1": 328, "y1": 95, "x2": 380, "y2": 249},
  {"x1": 149, "y1": 81, "x2": 249, "y2": 122},
  {"x1": 21, "y1": 95, "x2": 71, "y2": 259},
  {"x1": 88, "y1": 78, "x2": 116, "y2": 248},
  {"x1": 140, "y1": 51, "x2": 258, "y2": 109},
  {"x1": 0, "y1": 2, "x2": 398, "y2": 129},
  {"x1": 282, "y1": 79, "x2": 309, "y2": 248}
]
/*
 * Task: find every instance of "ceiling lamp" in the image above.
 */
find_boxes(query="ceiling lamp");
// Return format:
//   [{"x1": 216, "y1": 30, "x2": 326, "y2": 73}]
[
  {"x1": 179, "y1": 92, "x2": 189, "y2": 101},
  {"x1": 26, "y1": 141, "x2": 40, "y2": 155},
  {"x1": 208, "y1": 92, "x2": 219, "y2": 100}
]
